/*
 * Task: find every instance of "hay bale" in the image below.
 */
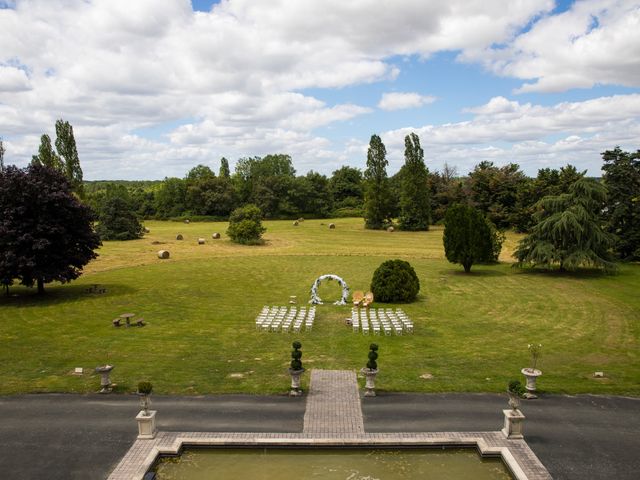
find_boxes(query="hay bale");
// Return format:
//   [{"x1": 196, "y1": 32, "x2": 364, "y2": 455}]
[
  {"x1": 329, "y1": 223, "x2": 336, "y2": 229},
  {"x1": 387, "y1": 226, "x2": 395, "y2": 232},
  {"x1": 157, "y1": 250, "x2": 170, "y2": 259},
  {"x1": 143, "y1": 227, "x2": 150, "y2": 233},
  {"x1": 293, "y1": 220, "x2": 299, "y2": 226},
  {"x1": 184, "y1": 219, "x2": 190, "y2": 224},
  {"x1": 211, "y1": 232, "x2": 221, "y2": 239},
  {"x1": 198, "y1": 238, "x2": 205, "y2": 245},
  {"x1": 176, "y1": 234, "x2": 183, "y2": 240}
]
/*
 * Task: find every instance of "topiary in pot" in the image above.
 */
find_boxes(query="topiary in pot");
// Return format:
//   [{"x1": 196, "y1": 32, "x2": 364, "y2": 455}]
[
  {"x1": 361, "y1": 343, "x2": 379, "y2": 396},
  {"x1": 137, "y1": 381, "x2": 153, "y2": 416},
  {"x1": 288, "y1": 341, "x2": 304, "y2": 396},
  {"x1": 507, "y1": 379, "x2": 523, "y2": 410},
  {"x1": 370, "y1": 259, "x2": 420, "y2": 303}
]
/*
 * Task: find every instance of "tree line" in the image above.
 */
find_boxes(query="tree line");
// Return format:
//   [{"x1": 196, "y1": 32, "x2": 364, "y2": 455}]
[{"x1": 1, "y1": 123, "x2": 638, "y2": 297}]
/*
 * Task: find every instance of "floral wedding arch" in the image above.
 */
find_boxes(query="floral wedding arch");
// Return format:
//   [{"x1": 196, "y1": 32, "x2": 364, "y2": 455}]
[{"x1": 309, "y1": 274, "x2": 350, "y2": 305}]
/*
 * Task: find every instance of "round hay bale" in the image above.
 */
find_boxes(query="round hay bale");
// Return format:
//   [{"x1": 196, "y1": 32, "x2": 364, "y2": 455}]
[
  {"x1": 198, "y1": 238, "x2": 205, "y2": 245},
  {"x1": 211, "y1": 232, "x2": 221, "y2": 239},
  {"x1": 184, "y1": 219, "x2": 190, "y2": 224},
  {"x1": 387, "y1": 226, "x2": 395, "y2": 232},
  {"x1": 293, "y1": 220, "x2": 299, "y2": 226},
  {"x1": 157, "y1": 250, "x2": 170, "y2": 259},
  {"x1": 329, "y1": 223, "x2": 336, "y2": 229},
  {"x1": 176, "y1": 234, "x2": 183, "y2": 240}
]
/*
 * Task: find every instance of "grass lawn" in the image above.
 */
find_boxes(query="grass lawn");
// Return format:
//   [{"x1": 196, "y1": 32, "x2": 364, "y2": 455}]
[{"x1": 0, "y1": 217, "x2": 638, "y2": 396}]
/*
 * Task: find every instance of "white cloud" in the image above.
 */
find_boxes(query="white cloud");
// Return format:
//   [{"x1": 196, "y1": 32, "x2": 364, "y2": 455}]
[
  {"x1": 0, "y1": 0, "x2": 637, "y2": 179},
  {"x1": 379, "y1": 94, "x2": 640, "y2": 175},
  {"x1": 378, "y1": 92, "x2": 436, "y2": 111},
  {"x1": 0, "y1": 66, "x2": 31, "y2": 92},
  {"x1": 461, "y1": 0, "x2": 640, "y2": 93}
]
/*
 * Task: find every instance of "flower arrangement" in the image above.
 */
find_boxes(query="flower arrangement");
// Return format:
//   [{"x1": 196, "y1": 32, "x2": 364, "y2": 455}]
[
  {"x1": 527, "y1": 343, "x2": 542, "y2": 372},
  {"x1": 309, "y1": 274, "x2": 350, "y2": 305}
]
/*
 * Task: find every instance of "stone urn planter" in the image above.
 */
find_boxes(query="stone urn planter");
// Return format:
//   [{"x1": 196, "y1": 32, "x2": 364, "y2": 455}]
[
  {"x1": 521, "y1": 368, "x2": 542, "y2": 398},
  {"x1": 361, "y1": 368, "x2": 379, "y2": 397},
  {"x1": 362, "y1": 343, "x2": 379, "y2": 396},
  {"x1": 288, "y1": 341, "x2": 305, "y2": 396},
  {"x1": 95, "y1": 365, "x2": 114, "y2": 393},
  {"x1": 136, "y1": 381, "x2": 156, "y2": 439},
  {"x1": 137, "y1": 381, "x2": 153, "y2": 416}
]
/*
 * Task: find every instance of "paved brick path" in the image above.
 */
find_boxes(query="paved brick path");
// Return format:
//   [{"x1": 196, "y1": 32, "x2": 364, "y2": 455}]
[{"x1": 303, "y1": 369, "x2": 365, "y2": 435}]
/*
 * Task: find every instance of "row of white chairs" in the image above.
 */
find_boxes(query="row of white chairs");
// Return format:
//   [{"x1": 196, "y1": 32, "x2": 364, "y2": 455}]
[
  {"x1": 350, "y1": 308, "x2": 413, "y2": 335},
  {"x1": 255, "y1": 306, "x2": 316, "y2": 333}
]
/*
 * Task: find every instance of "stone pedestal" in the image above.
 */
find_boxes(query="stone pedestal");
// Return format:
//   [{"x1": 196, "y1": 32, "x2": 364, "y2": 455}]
[
  {"x1": 502, "y1": 409, "x2": 525, "y2": 439},
  {"x1": 95, "y1": 365, "x2": 114, "y2": 393},
  {"x1": 136, "y1": 410, "x2": 157, "y2": 439},
  {"x1": 361, "y1": 368, "x2": 378, "y2": 397},
  {"x1": 289, "y1": 368, "x2": 304, "y2": 396}
]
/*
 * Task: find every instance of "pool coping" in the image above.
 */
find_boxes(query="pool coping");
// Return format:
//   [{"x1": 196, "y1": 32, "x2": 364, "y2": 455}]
[{"x1": 107, "y1": 431, "x2": 552, "y2": 479}]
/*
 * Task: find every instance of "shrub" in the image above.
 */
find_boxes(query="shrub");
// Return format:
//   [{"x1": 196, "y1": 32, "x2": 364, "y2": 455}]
[
  {"x1": 226, "y1": 204, "x2": 266, "y2": 245},
  {"x1": 508, "y1": 379, "x2": 525, "y2": 396},
  {"x1": 137, "y1": 381, "x2": 153, "y2": 395},
  {"x1": 290, "y1": 341, "x2": 303, "y2": 371},
  {"x1": 366, "y1": 343, "x2": 379, "y2": 370},
  {"x1": 370, "y1": 259, "x2": 420, "y2": 303}
]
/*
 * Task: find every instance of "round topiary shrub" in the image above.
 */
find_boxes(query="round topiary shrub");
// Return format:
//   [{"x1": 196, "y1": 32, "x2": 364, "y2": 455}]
[{"x1": 370, "y1": 259, "x2": 420, "y2": 303}]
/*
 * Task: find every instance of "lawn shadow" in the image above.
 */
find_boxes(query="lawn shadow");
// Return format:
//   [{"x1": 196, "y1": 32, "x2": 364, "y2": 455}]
[
  {"x1": 510, "y1": 265, "x2": 616, "y2": 280},
  {"x1": 443, "y1": 267, "x2": 507, "y2": 277},
  {"x1": 0, "y1": 282, "x2": 138, "y2": 307}
]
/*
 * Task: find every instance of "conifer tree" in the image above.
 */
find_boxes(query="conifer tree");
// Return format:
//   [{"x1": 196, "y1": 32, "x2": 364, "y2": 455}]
[
  {"x1": 363, "y1": 134, "x2": 392, "y2": 229},
  {"x1": 399, "y1": 132, "x2": 431, "y2": 230},
  {"x1": 515, "y1": 178, "x2": 616, "y2": 272},
  {"x1": 443, "y1": 203, "x2": 493, "y2": 273}
]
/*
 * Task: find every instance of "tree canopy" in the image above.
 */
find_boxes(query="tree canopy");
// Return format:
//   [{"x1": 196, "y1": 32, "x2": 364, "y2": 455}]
[
  {"x1": 399, "y1": 132, "x2": 431, "y2": 231},
  {"x1": 0, "y1": 164, "x2": 100, "y2": 294},
  {"x1": 514, "y1": 178, "x2": 616, "y2": 272},
  {"x1": 363, "y1": 134, "x2": 392, "y2": 229},
  {"x1": 602, "y1": 147, "x2": 640, "y2": 260},
  {"x1": 443, "y1": 203, "x2": 494, "y2": 273},
  {"x1": 95, "y1": 184, "x2": 144, "y2": 240},
  {"x1": 226, "y1": 204, "x2": 266, "y2": 245}
]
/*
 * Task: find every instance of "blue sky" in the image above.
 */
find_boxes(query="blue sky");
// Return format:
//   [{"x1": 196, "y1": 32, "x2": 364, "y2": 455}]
[{"x1": 1, "y1": 0, "x2": 639, "y2": 179}]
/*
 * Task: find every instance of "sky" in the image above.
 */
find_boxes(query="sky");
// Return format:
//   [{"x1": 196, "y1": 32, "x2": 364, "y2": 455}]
[{"x1": 1, "y1": 0, "x2": 639, "y2": 180}]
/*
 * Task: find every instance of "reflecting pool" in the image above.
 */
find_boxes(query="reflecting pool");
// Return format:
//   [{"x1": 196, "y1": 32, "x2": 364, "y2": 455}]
[{"x1": 154, "y1": 447, "x2": 513, "y2": 479}]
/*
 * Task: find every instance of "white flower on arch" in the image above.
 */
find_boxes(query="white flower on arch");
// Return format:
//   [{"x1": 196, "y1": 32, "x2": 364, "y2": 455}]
[{"x1": 309, "y1": 274, "x2": 350, "y2": 305}]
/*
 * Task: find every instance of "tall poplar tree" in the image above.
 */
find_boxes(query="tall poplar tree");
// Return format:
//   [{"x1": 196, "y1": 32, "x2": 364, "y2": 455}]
[
  {"x1": 363, "y1": 134, "x2": 392, "y2": 229},
  {"x1": 55, "y1": 119, "x2": 84, "y2": 197},
  {"x1": 399, "y1": 132, "x2": 431, "y2": 231},
  {"x1": 0, "y1": 137, "x2": 5, "y2": 172},
  {"x1": 219, "y1": 157, "x2": 230, "y2": 178},
  {"x1": 31, "y1": 134, "x2": 63, "y2": 171}
]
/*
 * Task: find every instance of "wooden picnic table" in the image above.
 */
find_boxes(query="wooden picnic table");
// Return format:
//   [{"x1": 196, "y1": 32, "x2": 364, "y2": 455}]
[{"x1": 120, "y1": 313, "x2": 135, "y2": 326}]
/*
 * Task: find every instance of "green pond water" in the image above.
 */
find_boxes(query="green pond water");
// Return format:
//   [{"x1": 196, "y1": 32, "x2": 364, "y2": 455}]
[{"x1": 154, "y1": 448, "x2": 513, "y2": 479}]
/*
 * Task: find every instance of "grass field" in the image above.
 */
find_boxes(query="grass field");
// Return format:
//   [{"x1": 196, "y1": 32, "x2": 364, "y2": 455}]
[{"x1": 1, "y1": 217, "x2": 638, "y2": 396}]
